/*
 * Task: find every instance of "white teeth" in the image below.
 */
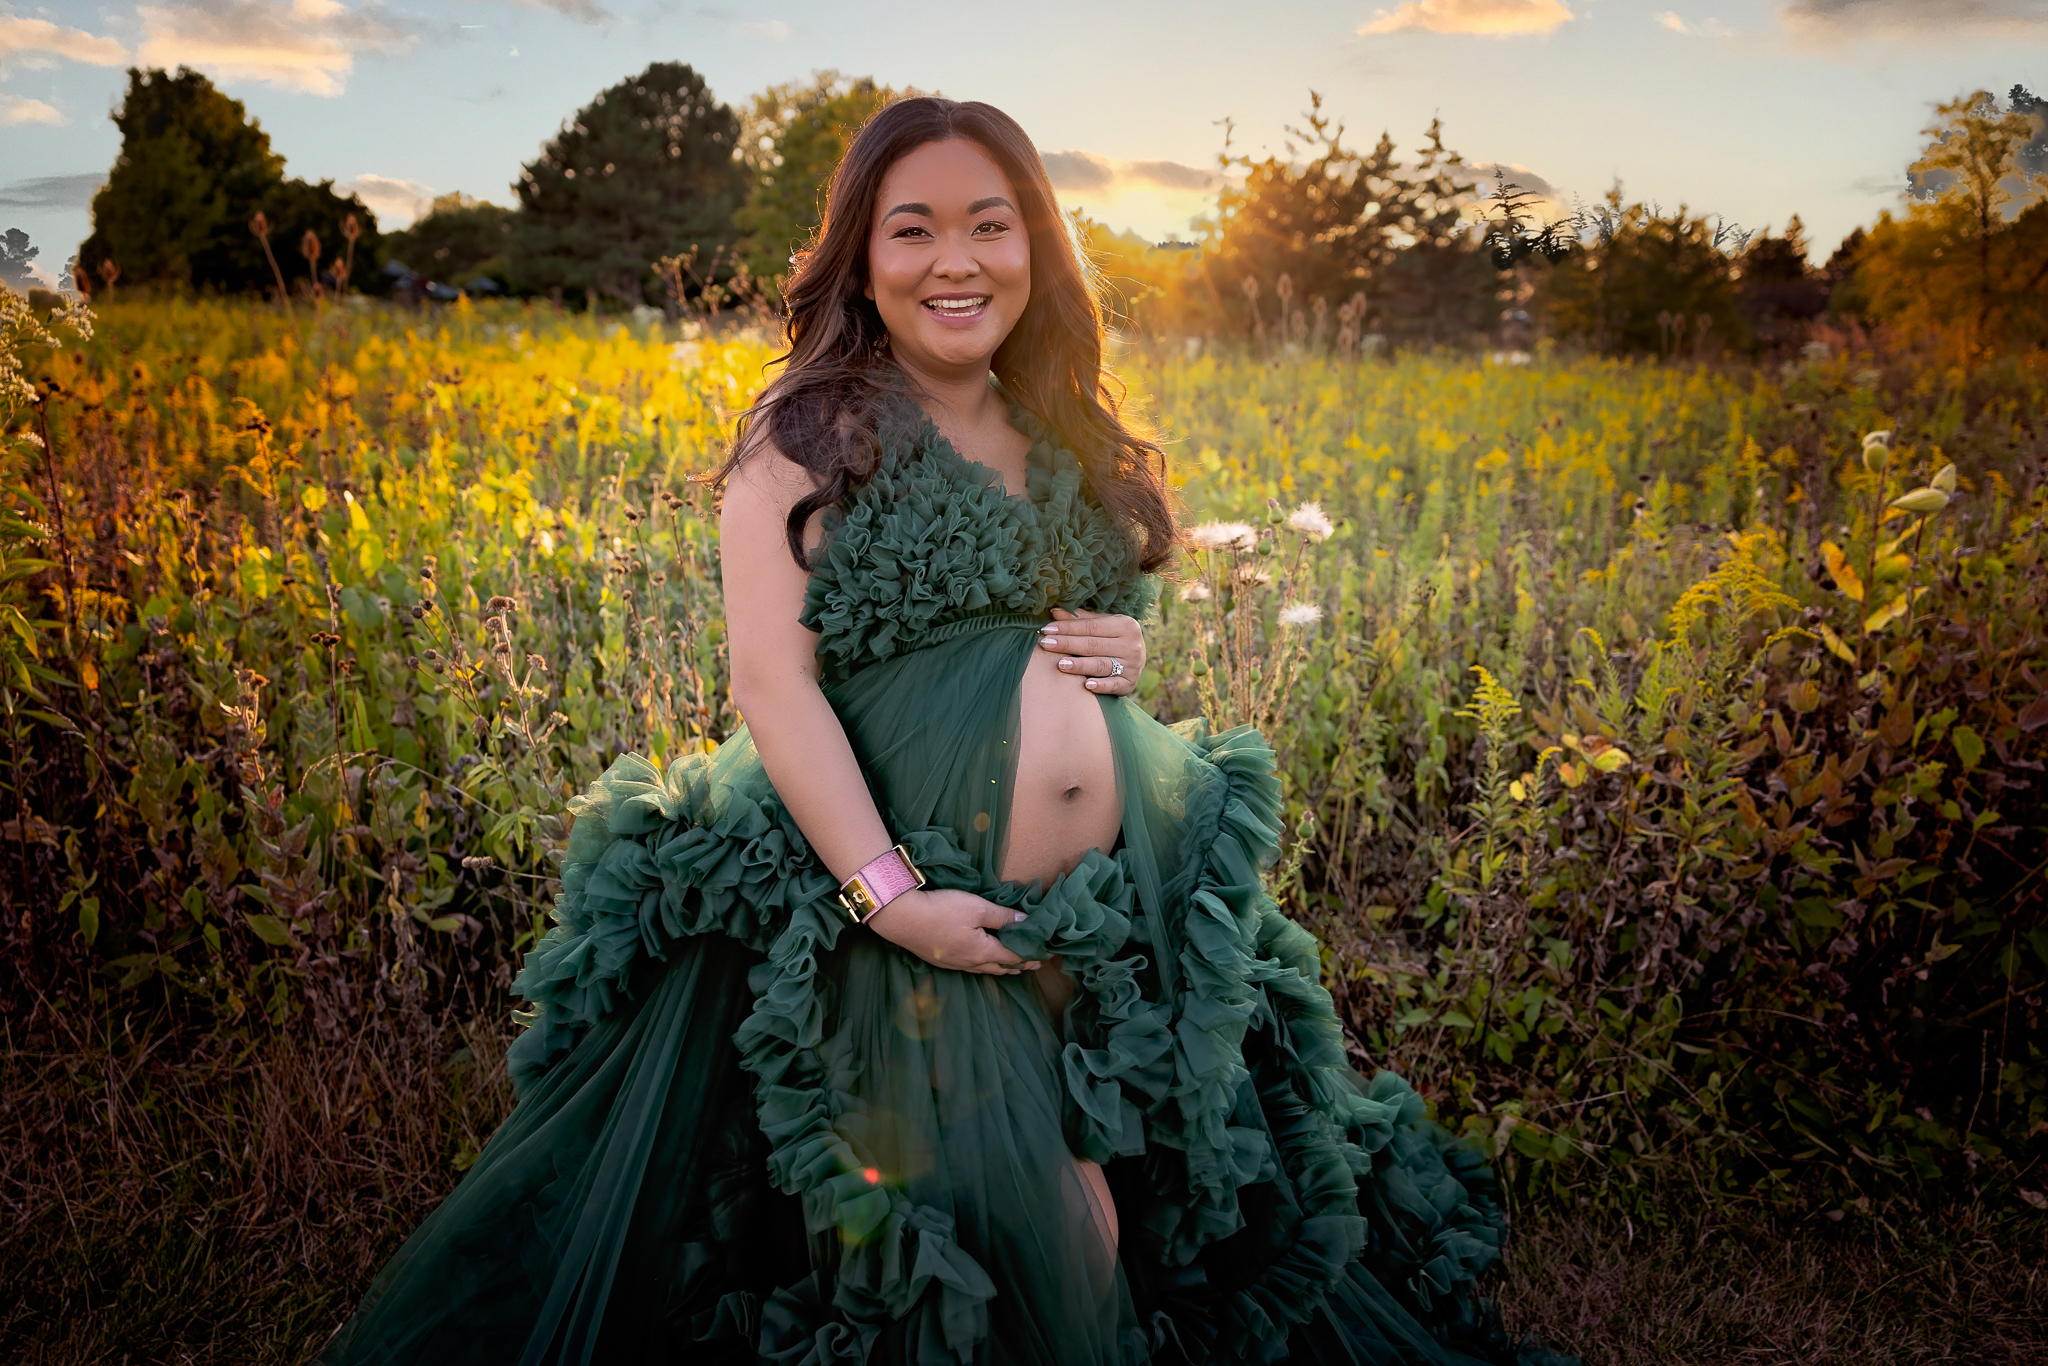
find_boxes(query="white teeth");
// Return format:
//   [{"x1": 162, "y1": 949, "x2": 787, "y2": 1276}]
[{"x1": 925, "y1": 297, "x2": 988, "y2": 312}]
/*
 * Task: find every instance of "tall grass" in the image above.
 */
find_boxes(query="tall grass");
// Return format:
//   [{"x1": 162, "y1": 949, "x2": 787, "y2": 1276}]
[{"x1": 2, "y1": 297, "x2": 2044, "y2": 1359}]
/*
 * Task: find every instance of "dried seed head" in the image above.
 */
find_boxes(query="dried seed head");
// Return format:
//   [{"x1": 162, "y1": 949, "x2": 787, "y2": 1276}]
[
  {"x1": 526, "y1": 654, "x2": 549, "y2": 672},
  {"x1": 461, "y1": 854, "x2": 495, "y2": 872},
  {"x1": 418, "y1": 564, "x2": 435, "y2": 580},
  {"x1": 486, "y1": 595, "x2": 514, "y2": 613},
  {"x1": 484, "y1": 616, "x2": 503, "y2": 632}
]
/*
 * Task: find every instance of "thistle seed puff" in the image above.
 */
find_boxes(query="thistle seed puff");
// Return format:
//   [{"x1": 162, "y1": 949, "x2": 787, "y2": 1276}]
[
  {"x1": 1187, "y1": 521, "x2": 1258, "y2": 552},
  {"x1": 1280, "y1": 602, "x2": 1324, "y2": 627},
  {"x1": 1287, "y1": 500, "x2": 1335, "y2": 541}
]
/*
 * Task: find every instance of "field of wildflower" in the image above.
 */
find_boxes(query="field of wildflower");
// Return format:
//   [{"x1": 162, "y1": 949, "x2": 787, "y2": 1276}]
[{"x1": 3, "y1": 296, "x2": 2045, "y2": 1362}]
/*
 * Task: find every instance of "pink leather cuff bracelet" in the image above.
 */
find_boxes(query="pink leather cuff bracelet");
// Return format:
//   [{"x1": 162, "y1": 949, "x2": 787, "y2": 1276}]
[{"x1": 836, "y1": 844, "x2": 927, "y2": 924}]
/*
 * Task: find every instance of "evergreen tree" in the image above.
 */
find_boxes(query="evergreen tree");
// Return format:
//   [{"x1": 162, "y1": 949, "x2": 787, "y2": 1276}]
[
  {"x1": 735, "y1": 72, "x2": 906, "y2": 291},
  {"x1": 1736, "y1": 215, "x2": 1827, "y2": 350},
  {"x1": 80, "y1": 67, "x2": 283, "y2": 288},
  {"x1": 0, "y1": 230, "x2": 38, "y2": 291},
  {"x1": 1537, "y1": 185, "x2": 1751, "y2": 356},
  {"x1": 511, "y1": 62, "x2": 746, "y2": 308},
  {"x1": 79, "y1": 66, "x2": 377, "y2": 294}
]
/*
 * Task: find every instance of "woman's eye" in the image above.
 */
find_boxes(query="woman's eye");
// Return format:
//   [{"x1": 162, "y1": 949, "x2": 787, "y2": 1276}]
[{"x1": 975, "y1": 221, "x2": 1008, "y2": 235}]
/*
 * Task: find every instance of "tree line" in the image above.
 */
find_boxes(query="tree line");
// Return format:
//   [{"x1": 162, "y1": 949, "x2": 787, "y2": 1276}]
[{"x1": 53, "y1": 63, "x2": 2048, "y2": 359}]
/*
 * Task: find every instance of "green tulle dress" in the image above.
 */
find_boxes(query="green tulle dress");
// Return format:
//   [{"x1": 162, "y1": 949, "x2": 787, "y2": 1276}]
[{"x1": 320, "y1": 400, "x2": 1569, "y2": 1366}]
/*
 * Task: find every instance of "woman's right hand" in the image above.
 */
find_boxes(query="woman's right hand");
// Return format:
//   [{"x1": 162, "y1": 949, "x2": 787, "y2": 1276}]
[{"x1": 866, "y1": 888, "x2": 1043, "y2": 975}]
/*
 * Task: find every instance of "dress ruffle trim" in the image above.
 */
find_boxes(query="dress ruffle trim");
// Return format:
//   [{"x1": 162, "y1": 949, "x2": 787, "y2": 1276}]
[{"x1": 509, "y1": 725, "x2": 1511, "y2": 1364}]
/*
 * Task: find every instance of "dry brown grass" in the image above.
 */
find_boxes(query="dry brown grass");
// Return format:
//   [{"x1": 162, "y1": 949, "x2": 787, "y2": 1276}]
[
  {"x1": 1500, "y1": 1194, "x2": 2048, "y2": 1365},
  {"x1": 0, "y1": 1001, "x2": 515, "y2": 1365},
  {"x1": 4, "y1": 996, "x2": 2044, "y2": 1365}
]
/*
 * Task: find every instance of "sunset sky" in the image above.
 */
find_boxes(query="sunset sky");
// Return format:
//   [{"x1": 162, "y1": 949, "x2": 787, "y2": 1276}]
[{"x1": 2, "y1": 0, "x2": 2044, "y2": 284}]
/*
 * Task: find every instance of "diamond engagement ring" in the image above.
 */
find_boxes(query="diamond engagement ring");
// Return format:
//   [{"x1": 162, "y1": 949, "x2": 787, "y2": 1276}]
[{"x1": 1109, "y1": 658, "x2": 1125, "y2": 677}]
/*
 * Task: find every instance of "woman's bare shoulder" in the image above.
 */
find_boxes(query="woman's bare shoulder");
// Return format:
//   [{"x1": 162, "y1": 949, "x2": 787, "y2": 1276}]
[{"x1": 722, "y1": 437, "x2": 817, "y2": 514}]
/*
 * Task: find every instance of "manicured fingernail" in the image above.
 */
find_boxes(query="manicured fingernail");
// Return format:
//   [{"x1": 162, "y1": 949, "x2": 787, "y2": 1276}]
[
  {"x1": 1013, "y1": 911, "x2": 1027, "y2": 922},
  {"x1": 1040, "y1": 623, "x2": 1057, "y2": 633},
  {"x1": 1059, "y1": 659, "x2": 1072, "y2": 669},
  {"x1": 1086, "y1": 679, "x2": 1099, "y2": 689}
]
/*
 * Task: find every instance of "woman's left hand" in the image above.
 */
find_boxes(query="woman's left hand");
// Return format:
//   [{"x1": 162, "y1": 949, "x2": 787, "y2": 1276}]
[{"x1": 1039, "y1": 608, "x2": 1145, "y2": 696}]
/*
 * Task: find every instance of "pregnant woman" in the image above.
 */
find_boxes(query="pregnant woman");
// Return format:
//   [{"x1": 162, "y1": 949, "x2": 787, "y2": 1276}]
[{"x1": 323, "y1": 98, "x2": 1564, "y2": 1366}]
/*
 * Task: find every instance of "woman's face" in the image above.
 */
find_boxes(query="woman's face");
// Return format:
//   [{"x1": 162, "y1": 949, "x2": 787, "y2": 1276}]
[{"x1": 866, "y1": 138, "x2": 1031, "y2": 378}]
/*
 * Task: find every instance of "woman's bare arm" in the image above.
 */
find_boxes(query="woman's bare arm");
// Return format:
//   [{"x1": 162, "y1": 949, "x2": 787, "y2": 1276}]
[{"x1": 720, "y1": 444, "x2": 1040, "y2": 975}]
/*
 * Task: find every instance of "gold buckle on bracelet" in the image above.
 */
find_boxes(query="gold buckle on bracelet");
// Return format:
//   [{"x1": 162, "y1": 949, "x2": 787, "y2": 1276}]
[{"x1": 835, "y1": 843, "x2": 927, "y2": 924}]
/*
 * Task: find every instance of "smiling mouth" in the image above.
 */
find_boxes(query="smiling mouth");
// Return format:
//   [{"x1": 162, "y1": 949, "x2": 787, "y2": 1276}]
[{"x1": 923, "y1": 295, "x2": 991, "y2": 318}]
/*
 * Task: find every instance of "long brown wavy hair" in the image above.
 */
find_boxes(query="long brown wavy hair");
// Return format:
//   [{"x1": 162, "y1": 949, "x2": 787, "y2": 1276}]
[{"x1": 719, "y1": 97, "x2": 1177, "y2": 572}]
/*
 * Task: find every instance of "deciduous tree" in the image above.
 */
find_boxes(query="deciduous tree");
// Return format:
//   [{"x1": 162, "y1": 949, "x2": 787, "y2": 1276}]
[
  {"x1": 1201, "y1": 96, "x2": 1494, "y2": 346},
  {"x1": 735, "y1": 72, "x2": 908, "y2": 294},
  {"x1": 383, "y1": 193, "x2": 513, "y2": 290},
  {"x1": 1879, "y1": 89, "x2": 2048, "y2": 353}
]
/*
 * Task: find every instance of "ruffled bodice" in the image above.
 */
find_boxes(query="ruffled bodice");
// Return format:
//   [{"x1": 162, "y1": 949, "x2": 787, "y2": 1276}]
[{"x1": 800, "y1": 399, "x2": 1157, "y2": 683}]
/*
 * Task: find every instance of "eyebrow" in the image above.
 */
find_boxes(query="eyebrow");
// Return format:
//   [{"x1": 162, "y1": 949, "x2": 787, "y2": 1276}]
[{"x1": 881, "y1": 196, "x2": 1016, "y2": 222}]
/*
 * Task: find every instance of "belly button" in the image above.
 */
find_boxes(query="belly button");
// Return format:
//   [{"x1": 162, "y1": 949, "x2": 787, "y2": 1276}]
[{"x1": 1063, "y1": 785, "x2": 1082, "y2": 803}]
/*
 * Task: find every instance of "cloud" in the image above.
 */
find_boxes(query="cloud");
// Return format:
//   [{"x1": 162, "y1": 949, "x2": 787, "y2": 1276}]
[
  {"x1": 695, "y1": 9, "x2": 787, "y2": 37},
  {"x1": 1042, "y1": 151, "x2": 1221, "y2": 195},
  {"x1": 1783, "y1": 0, "x2": 2048, "y2": 39},
  {"x1": 1469, "y1": 161, "x2": 1558, "y2": 199},
  {"x1": 1042, "y1": 152, "x2": 1228, "y2": 243},
  {"x1": 0, "y1": 14, "x2": 130, "y2": 66},
  {"x1": 1656, "y1": 11, "x2": 1735, "y2": 36},
  {"x1": 0, "y1": 173, "x2": 105, "y2": 207},
  {"x1": 0, "y1": 95, "x2": 63, "y2": 124},
  {"x1": 503, "y1": 0, "x2": 610, "y2": 23},
  {"x1": 339, "y1": 172, "x2": 434, "y2": 226},
  {"x1": 136, "y1": 0, "x2": 421, "y2": 96},
  {"x1": 1359, "y1": 0, "x2": 1574, "y2": 37}
]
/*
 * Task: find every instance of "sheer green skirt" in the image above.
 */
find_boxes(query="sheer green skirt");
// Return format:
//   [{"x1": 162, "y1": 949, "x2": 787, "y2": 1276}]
[{"x1": 320, "y1": 619, "x2": 1565, "y2": 1366}]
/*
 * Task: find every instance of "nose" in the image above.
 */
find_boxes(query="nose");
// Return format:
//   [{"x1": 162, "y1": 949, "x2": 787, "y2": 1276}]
[{"x1": 931, "y1": 230, "x2": 981, "y2": 281}]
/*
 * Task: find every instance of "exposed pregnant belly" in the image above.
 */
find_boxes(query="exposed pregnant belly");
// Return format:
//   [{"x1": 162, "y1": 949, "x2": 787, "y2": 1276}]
[{"x1": 999, "y1": 642, "x2": 1120, "y2": 887}]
